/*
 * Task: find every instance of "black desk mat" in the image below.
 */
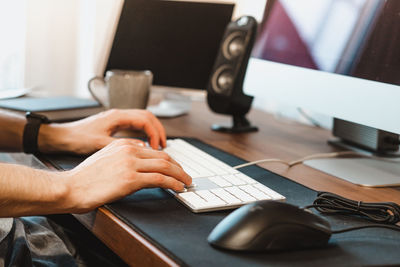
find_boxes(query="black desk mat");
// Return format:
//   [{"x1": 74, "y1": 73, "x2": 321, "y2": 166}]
[{"x1": 43, "y1": 138, "x2": 400, "y2": 267}]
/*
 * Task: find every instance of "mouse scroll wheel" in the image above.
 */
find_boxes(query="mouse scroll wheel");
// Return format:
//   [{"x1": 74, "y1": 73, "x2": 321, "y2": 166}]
[
  {"x1": 303, "y1": 208, "x2": 314, "y2": 214},
  {"x1": 250, "y1": 206, "x2": 264, "y2": 212}
]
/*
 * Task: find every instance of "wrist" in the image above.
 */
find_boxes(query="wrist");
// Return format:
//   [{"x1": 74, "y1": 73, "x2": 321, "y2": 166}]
[
  {"x1": 59, "y1": 169, "x2": 97, "y2": 213},
  {"x1": 46, "y1": 171, "x2": 72, "y2": 213},
  {"x1": 38, "y1": 123, "x2": 71, "y2": 153},
  {"x1": 38, "y1": 122, "x2": 106, "y2": 155},
  {"x1": 31, "y1": 169, "x2": 76, "y2": 215}
]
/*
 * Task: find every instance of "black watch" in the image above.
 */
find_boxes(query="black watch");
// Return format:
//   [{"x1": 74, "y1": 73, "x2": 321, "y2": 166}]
[{"x1": 23, "y1": 112, "x2": 50, "y2": 154}]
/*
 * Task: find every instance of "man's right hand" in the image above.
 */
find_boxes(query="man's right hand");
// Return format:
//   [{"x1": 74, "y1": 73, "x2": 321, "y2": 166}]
[{"x1": 61, "y1": 139, "x2": 192, "y2": 213}]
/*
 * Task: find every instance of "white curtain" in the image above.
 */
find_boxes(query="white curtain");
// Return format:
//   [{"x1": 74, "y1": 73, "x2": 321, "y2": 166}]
[
  {"x1": 23, "y1": 0, "x2": 122, "y2": 97},
  {"x1": 0, "y1": 0, "x2": 26, "y2": 91}
]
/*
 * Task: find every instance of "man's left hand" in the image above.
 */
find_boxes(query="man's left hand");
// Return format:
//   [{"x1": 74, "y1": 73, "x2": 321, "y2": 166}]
[{"x1": 38, "y1": 109, "x2": 166, "y2": 154}]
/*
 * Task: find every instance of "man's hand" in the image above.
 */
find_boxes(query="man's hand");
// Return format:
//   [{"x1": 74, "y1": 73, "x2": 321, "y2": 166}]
[
  {"x1": 38, "y1": 109, "x2": 166, "y2": 154},
  {"x1": 0, "y1": 139, "x2": 192, "y2": 217},
  {"x1": 0, "y1": 108, "x2": 194, "y2": 217},
  {"x1": 61, "y1": 139, "x2": 192, "y2": 213}
]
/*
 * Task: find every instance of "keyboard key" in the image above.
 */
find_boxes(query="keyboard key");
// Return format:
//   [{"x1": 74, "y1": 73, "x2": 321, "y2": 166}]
[
  {"x1": 178, "y1": 192, "x2": 208, "y2": 209},
  {"x1": 209, "y1": 176, "x2": 232, "y2": 187},
  {"x1": 207, "y1": 163, "x2": 229, "y2": 176},
  {"x1": 225, "y1": 187, "x2": 256, "y2": 203},
  {"x1": 196, "y1": 190, "x2": 226, "y2": 206},
  {"x1": 239, "y1": 185, "x2": 271, "y2": 200},
  {"x1": 165, "y1": 148, "x2": 211, "y2": 177},
  {"x1": 211, "y1": 188, "x2": 242, "y2": 205},
  {"x1": 254, "y1": 184, "x2": 285, "y2": 200},
  {"x1": 236, "y1": 173, "x2": 257, "y2": 184},
  {"x1": 223, "y1": 175, "x2": 247, "y2": 186},
  {"x1": 196, "y1": 190, "x2": 218, "y2": 200}
]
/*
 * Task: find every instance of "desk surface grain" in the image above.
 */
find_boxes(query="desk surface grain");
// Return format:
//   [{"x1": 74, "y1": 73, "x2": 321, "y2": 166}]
[{"x1": 69, "y1": 101, "x2": 400, "y2": 266}]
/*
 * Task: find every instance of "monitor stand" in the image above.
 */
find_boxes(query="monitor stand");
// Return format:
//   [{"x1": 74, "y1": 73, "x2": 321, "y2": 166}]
[
  {"x1": 147, "y1": 92, "x2": 192, "y2": 118},
  {"x1": 304, "y1": 139, "x2": 400, "y2": 187}
]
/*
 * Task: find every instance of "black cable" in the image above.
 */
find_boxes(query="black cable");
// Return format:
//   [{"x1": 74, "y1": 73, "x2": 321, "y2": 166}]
[
  {"x1": 302, "y1": 191, "x2": 400, "y2": 225},
  {"x1": 331, "y1": 224, "x2": 400, "y2": 234}
]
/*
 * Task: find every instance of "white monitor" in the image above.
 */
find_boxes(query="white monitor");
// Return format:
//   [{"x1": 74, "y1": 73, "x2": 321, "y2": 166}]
[{"x1": 244, "y1": 0, "x2": 400, "y2": 187}]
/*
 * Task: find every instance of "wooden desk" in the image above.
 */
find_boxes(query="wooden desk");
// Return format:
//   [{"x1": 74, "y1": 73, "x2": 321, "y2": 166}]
[{"x1": 9, "y1": 101, "x2": 400, "y2": 266}]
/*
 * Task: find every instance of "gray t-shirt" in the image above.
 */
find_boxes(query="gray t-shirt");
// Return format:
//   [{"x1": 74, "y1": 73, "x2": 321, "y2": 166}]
[
  {"x1": 0, "y1": 218, "x2": 13, "y2": 267},
  {"x1": 0, "y1": 216, "x2": 83, "y2": 266},
  {"x1": 0, "y1": 218, "x2": 12, "y2": 243}
]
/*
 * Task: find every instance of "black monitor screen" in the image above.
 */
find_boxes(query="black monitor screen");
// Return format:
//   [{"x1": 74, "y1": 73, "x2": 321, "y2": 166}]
[
  {"x1": 106, "y1": 0, "x2": 234, "y2": 90},
  {"x1": 253, "y1": 0, "x2": 400, "y2": 86}
]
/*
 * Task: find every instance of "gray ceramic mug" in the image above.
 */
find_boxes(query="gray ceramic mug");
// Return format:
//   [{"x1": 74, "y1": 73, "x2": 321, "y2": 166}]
[{"x1": 88, "y1": 70, "x2": 153, "y2": 109}]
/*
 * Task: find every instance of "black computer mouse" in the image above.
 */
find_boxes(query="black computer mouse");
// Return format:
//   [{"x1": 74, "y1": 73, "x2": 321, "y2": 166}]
[{"x1": 208, "y1": 200, "x2": 332, "y2": 252}]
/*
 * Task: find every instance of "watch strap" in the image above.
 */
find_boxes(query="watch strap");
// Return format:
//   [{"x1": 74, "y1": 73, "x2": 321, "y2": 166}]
[{"x1": 23, "y1": 112, "x2": 49, "y2": 154}]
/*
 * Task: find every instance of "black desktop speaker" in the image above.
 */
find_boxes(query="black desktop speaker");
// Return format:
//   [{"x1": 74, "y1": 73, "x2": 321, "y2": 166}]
[{"x1": 207, "y1": 16, "x2": 258, "y2": 133}]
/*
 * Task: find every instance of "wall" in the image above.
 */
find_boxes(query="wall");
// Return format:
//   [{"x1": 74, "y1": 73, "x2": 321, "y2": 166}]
[
  {"x1": 22, "y1": 0, "x2": 122, "y2": 97},
  {"x1": 24, "y1": 0, "x2": 80, "y2": 96},
  {"x1": 0, "y1": 1, "x2": 26, "y2": 91}
]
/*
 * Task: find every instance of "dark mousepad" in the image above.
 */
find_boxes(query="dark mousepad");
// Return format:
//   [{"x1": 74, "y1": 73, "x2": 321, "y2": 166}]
[{"x1": 41, "y1": 138, "x2": 400, "y2": 267}]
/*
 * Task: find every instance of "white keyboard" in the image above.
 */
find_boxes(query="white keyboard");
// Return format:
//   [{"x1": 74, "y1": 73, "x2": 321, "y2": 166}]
[{"x1": 164, "y1": 139, "x2": 286, "y2": 213}]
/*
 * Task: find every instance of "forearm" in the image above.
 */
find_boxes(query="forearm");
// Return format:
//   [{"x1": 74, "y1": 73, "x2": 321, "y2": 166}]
[
  {"x1": 0, "y1": 163, "x2": 70, "y2": 217},
  {"x1": 0, "y1": 110, "x2": 70, "y2": 153},
  {"x1": 0, "y1": 111, "x2": 25, "y2": 151}
]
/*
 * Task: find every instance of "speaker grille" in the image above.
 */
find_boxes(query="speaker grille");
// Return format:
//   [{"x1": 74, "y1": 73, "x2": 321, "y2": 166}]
[
  {"x1": 206, "y1": 16, "x2": 258, "y2": 116},
  {"x1": 222, "y1": 32, "x2": 245, "y2": 60},
  {"x1": 211, "y1": 65, "x2": 234, "y2": 95}
]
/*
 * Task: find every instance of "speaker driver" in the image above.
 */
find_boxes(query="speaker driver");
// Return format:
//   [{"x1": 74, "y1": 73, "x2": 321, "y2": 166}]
[
  {"x1": 228, "y1": 37, "x2": 245, "y2": 58},
  {"x1": 217, "y1": 71, "x2": 234, "y2": 92},
  {"x1": 211, "y1": 65, "x2": 234, "y2": 95},
  {"x1": 223, "y1": 32, "x2": 245, "y2": 60}
]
